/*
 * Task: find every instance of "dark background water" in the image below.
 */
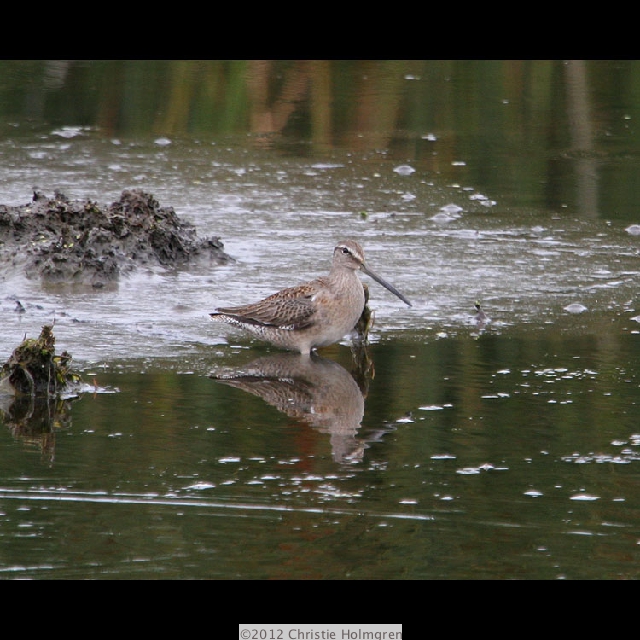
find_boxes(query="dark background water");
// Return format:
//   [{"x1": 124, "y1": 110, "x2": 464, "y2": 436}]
[
  {"x1": 3, "y1": 60, "x2": 640, "y2": 219},
  {"x1": 2, "y1": 60, "x2": 640, "y2": 579}
]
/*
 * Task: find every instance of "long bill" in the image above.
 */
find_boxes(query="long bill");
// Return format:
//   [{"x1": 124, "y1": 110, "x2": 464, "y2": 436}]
[{"x1": 361, "y1": 264, "x2": 412, "y2": 307}]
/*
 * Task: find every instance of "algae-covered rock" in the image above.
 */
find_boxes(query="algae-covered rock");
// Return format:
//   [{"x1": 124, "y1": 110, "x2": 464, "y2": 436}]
[{"x1": 0, "y1": 324, "x2": 79, "y2": 397}]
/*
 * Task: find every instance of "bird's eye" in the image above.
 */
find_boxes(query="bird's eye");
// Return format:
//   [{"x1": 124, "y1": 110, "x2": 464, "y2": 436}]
[{"x1": 341, "y1": 247, "x2": 350, "y2": 254}]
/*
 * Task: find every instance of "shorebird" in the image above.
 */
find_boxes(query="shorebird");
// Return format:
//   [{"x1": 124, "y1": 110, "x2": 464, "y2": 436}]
[
  {"x1": 210, "y1": 239, "x2": 411, "y2": 355},
  {"x1": 474, "y1": 302, "x2": 487, "y2": 323}
]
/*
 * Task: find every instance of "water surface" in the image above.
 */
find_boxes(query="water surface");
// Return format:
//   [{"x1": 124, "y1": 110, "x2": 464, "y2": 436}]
[{"x1": 2, "y1": 61, "x2": 640, "y2": 579}]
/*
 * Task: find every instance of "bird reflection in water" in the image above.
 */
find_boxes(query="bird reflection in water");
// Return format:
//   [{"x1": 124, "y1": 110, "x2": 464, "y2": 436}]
[{"x1": 210, "y1": 352, "x2": 368, "y2": 463}]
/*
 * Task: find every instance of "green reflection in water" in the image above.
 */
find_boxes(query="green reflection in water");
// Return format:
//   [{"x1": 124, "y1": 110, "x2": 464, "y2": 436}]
[
  {"x1": 2, "y1": 331, "x2": 640, "y2": 579},
  {"x1": 3, "y1": 60, "x2": 640, "y2": 218}
]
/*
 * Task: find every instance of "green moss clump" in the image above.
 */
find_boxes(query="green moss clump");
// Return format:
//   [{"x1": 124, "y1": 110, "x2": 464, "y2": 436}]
[{"x1": 0, "y1": 325, "x2": 79, "y2": 397}]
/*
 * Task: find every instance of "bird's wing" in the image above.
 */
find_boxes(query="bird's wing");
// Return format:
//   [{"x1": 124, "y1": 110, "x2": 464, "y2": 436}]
[{"x1": 216, "y1": 284, "x2": 318, "y2": 330}]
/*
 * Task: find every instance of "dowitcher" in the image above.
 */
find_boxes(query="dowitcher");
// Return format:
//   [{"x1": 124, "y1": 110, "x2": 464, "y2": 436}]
[{"x1": 210, "y1": 239, "x2": 411, "y2": 355}]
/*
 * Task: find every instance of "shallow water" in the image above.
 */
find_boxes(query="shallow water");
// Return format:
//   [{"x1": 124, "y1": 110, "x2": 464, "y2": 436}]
[
  {"x1": 3, "y1": 134, "x2": 640, "y2": 363},
  {"x1": 3, "y1": 334, "x2": 640, "y2": 579},
  {"x1": 2, "y1": 61, "x2": 640, "y2": 579}
]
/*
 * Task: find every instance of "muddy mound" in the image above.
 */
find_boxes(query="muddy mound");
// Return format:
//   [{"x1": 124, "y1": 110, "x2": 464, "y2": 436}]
[{"x1": 0, "y1": 189, "x2": 233, "y2": 286}]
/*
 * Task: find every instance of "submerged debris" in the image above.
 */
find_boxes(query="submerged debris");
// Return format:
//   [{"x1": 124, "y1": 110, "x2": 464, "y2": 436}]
[
  {"x1": 1, "y1": 325, "x2": 118, "y2": 462},
  {"x1": 0, "y1": 189, "x2": 233, "y2": 286},
  {"x1": 353, "y1": 283, "x2": 374, "y2": 344},
  {"x1": 351, "y1": 283, "x2": 375, "y2": 391},
  {"x1": 0, "y1": 324, "x2": 79, "y2": 397}
]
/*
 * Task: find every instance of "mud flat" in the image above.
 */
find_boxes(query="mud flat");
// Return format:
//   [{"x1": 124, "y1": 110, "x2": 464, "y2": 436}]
[{"x1": 0, "y1": 189, "x2": 233, "y2": 287}]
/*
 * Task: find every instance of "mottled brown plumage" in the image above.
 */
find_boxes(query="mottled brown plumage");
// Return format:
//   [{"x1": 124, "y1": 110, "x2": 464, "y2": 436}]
[{"x1": 210, "y1": 239, "x2": 410, "y2": 355}]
